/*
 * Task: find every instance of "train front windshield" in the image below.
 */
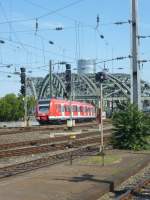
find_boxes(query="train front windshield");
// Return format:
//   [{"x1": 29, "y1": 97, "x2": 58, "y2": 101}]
[
  {"x1": 39, "y1": 105, "x2": 49, "y2": 113},
  {"x1": 38, "y1": 100, "x2": 50, "y2": 113}
]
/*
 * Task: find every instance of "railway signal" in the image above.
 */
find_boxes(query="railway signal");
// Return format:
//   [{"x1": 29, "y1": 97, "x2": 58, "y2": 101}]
[
  {"x1": 65, "y1": 64, "x2": 73, "y2": 129},
  {"x1": 65, "y1": 64, "x2": 71, "y2": 98},
  {"x1": 20, "y1": 67, "x2": 26, "y2": 96},
  {"x1": 95, "y1": 72, "x2": 107, "y2": 83},
  {"x1": 20, "y1": 85, "x2": 26, "y2": 96},
  {"x1": 20, "y1": 67, "x2": 27, "y2": 127}
]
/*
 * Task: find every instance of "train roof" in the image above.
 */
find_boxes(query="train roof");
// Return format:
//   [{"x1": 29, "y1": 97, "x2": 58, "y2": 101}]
[
  {"x1": 51, "y1": 98, "x2": 94, "y2": 107},
  {"x1": 38, "y1": 98, "x2": 94, "y2": 107}
]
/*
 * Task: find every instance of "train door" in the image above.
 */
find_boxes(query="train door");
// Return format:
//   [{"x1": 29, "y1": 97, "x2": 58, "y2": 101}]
[
  {"x1": 78, "y1": 105, "x2": 80, "y2": 117},
  {"x1": 61, "y1": 104, "x2": 65, "y2": 120}
]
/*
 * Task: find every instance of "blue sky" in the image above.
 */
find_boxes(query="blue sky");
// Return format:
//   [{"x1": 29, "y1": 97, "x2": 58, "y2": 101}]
[{"x1": 0, "y1": 0, "x2": 149, "y2": 97}]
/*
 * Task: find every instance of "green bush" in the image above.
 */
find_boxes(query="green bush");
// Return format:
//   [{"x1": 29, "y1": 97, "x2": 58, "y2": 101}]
[{"x1": 111, "y1": 103, "x2": 150, "y2": 150}]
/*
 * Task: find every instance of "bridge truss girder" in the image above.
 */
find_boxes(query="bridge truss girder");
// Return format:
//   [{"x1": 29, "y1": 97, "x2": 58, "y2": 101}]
[{"x1": 28, "y1": 73, "x2": 150, "y2": 106}]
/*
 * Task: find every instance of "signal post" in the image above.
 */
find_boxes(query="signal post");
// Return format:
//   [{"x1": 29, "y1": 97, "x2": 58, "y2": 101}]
[
  {"x1": 20, "y1": 67, "x2": 27, "y2": 127},
  {"x1": 95, "y1": 71, "x2": 107, "y2": 166},
  {"x1": 65, "y1": 64, "x2": 74, "y2": 129}
]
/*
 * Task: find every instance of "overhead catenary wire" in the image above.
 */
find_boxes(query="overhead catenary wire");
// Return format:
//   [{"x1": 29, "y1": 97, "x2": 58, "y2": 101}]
[
  {"x1": 0, "y1": 0, "x2": 79, "y2": 66},
  {"x1": 0, "y1": 36, "x2": 76, "y2": 61},
  {"x1": 35, "y1": 34, "x2": 46, "y2": 64},
  {"x1": 35, "y1": 33, "x2": 75, "y2": 57},
  {"x1": 36, "y1": 0, "x2": 87, "y2": 20},
  {"x1": 75, "y1": 21, "x2": 81, "y2": 60},
  {"x1": 0, "y1": 1, "x2": 135, "y2": 74},
  {"x1": 1, "y1": 0, "x2": 131, "y2": 28},
  {"x1": 0, "y1": 1, "x2": 29, "y2": 54},
  {"x1": 23, "y1": 0, "x2": 91, "y2": 26},
  {"x1": 96, "y1": 55, "x2": 131, "y2": 65},
  {"x1": 0, "y1": 26, "x2": 77, "y2": 34}
]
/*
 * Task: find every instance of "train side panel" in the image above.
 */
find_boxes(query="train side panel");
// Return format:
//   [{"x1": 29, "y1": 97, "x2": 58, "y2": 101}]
[{"x1": 36, "y1": 98, "x2": 96, "y2": 124}]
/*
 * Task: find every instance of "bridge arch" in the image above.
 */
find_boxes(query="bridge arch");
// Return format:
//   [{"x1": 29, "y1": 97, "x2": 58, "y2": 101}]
[
  {"x1": 36, "y1": 73, "x2": 131, "y2": 101},
  {"x1": 38, "y1": 73, "x2": 66, "y2": 99}
]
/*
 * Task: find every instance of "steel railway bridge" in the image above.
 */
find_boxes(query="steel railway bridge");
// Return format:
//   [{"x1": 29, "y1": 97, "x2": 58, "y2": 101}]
[{"x1": 27, "y1": 73, "x2": 150, "y2": 110}]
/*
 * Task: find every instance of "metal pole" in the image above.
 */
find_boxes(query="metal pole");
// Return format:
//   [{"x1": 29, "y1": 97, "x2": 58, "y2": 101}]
[
  {"x1": 100, "y1": 83, "x2": 104, "y2": 152},
  {"x1": 70, "y1": 68, "x2": 73, "y2": 129},
  {"x1": 24, "y1": 77, "x2": 27, "y2": 127},
  {"x1": 131, "y1": 0, "x2": 141, "y2": 109},
  {"x1": 98, "y1": 83, "x2": 104, "y2": 166},
  {"x1": 98, "y1": 96, "x2": 101, "y2": 152},
  {"x1": 49, "y1": 60, "x2": 52, "y2": 98}
]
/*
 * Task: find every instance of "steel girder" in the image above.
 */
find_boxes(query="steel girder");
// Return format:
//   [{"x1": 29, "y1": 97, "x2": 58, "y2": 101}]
[
  {"x1": 28, "y1": 73, "x2": 150, "y2": 104},
  {"x1": 107, "y1": 74, "x2": 130, "y2": 97},
  {"x1": 26, "y1": 73, "x2": 149, "y2": 111}
]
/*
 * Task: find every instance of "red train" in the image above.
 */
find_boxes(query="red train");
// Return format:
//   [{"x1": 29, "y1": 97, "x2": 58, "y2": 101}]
[{"x1": 35, "y1": 98, "x2": 96, "y2": 125}]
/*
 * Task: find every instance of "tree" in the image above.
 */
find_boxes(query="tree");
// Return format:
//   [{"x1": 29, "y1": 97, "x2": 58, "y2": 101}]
[
  {"x1": 0, "y1": 94, "x2": 37, "y2": 121},
  {"x1": 0, "y1": 94, "x2": 24, "y2": 121},
  {"x1": 27, "y1": 96, "x2": 36, "y2": 115},
  {"x1": 111, "y1": 103, "x2": 150, "y2": 150}
]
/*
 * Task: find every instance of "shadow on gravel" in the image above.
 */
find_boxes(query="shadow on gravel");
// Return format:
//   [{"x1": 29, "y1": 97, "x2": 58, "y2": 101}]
[{"x1": 54, "y1": 173, "x2": 115, "y2": 192}]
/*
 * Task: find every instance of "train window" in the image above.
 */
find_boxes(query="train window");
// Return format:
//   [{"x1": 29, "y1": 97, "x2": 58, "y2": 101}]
[
  {"x1": 92, "y1": 108, "x2": 94, "y2": 113},
  {"x1": 67, "y1": 105, "x2": 70, "y2": 112},
  {"x1": 61, "y1": 105, "x2": 65, "y2": 112},
  {"x1": 77, "y1": 106, "x2": 80, "y2": 112},
  {"x1": 57, "y1": 104, "x2": 61, "y2": 112},
  {"x1": 38, "y1": 100, "x2": 50, "y2": 105},
  {"x1": 75, "y1": 106, "x2": 78, "y2": 112},
  {"x1": 73, "y1": 106, "x2": 76, "y2": 112},
  {"x1": 65, "y1": 105, "x2": 67, "y2": 112},
  {"x1": 83, "y1": 107, "x2": 85, "y2": 112},
  {"x1": 39, "y1": 106, "x2": 49, "y2": 113},
  {"x1": 65, "y1": 105, "x2": 70, "y2": 112}
]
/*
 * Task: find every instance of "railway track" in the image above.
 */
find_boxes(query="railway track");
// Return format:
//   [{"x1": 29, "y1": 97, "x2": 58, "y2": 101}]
[
  {"x1": 0, "y1": 128, "x2": 112, "y2": 151},
  {"x1": 0, "y1": 122, "x2": 97, "y2": 135},
  {"x1": 0, "y1": 120, "x2": 111, "y2": 135},
  {"x1": 116, "y1": 167, "x2": 150, "y2": 200},
  {"x1": 0, "y1": 133, "x2": 111, "y2": 158},
  {"x1": 0, "y1": 121, "x2": 112, "y2": 180},
  {"x1": 0, "y1": 144, "x2": 100, "y2": 179},
  {"x1": 116, "y1": 179, "x2": 150, "y2": 200}
]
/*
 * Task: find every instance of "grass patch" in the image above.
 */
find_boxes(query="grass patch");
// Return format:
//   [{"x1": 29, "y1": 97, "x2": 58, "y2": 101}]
[{"x1": 80, "y1": 154, "x2": 122, "y2": 165}]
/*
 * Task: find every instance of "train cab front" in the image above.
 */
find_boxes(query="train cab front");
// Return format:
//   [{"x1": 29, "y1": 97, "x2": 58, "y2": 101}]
[{"x1": 36, "y1": 99, "x2": 50, "y2": 124}]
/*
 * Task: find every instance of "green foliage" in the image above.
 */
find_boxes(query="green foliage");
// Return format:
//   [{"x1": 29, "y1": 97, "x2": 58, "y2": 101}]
[
  {"x1": 0, "y1": 94, "x2": 24, "y2": 121},
  {"x1": 27, "y1": 96, "x2": 36, "y2": 115},
  {"x1": 111, "y1": 103, "x2": 150, "y2": 150},
  {"x1": 0, "y1": 94, "x2": 36, "y2": 121}
]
